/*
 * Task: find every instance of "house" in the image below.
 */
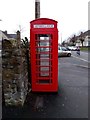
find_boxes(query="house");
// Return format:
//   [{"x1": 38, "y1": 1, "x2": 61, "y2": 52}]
[
  {"x1": 75, "y1": 30, "x2": 90, "y2": 47},
  {"x1": 0, "y1": 30, "x2": 9, "y2": 40},
  {"x1": 83, "y1": 30, "x2": 90, "y2": 46},
  {"x1": 3, "y1": 31, "x2": 17, "y2": 46},
  {"x1": 83, "y1": 36, "x2": 90, "y2": 46},
  {"x1": 0, "y1": 30, "x2": 20, "y2": 47},
  {"x1": 0, "y1": 30, "x2": 9, "y2": 50}
]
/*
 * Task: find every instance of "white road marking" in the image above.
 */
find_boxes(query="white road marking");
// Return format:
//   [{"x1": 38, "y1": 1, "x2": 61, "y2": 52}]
[
  {"x1": 81, "y1": 51, "x2": 88, "y2": 54},
  {"x1": 71, "y1": 55, "x2": 90, "y2": 63},
  {"x1": 72, "y1": 64, "x2": 89, "y2": 68},
  {"x1": 59, "y1": 62, "x2": 89, "y2": 68}
]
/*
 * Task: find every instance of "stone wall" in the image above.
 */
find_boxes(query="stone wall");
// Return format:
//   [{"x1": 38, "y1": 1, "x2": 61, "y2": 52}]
[{"x1": 2, "y1": 36, "x2": 29, "y2": 106}]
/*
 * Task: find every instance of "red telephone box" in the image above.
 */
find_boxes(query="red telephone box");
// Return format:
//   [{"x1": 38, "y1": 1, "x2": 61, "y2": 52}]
[{"x1": 30, "y1": 18, "x2": 58, "y2": 92}]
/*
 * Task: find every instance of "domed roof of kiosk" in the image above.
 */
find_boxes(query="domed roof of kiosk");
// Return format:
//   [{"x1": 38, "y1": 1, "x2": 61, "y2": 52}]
[
  {"x1": 30, "y1": 18, "x2": 58, "y2": 29},
  {"x1": 30, "y1": 18, "x2": 57, "y2": 23}
]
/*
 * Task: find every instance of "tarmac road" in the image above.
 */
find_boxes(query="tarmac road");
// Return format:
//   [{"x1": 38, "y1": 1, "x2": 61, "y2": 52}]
[{"x1": 2, "y1": 51, "x2": 88, "y2": 119}]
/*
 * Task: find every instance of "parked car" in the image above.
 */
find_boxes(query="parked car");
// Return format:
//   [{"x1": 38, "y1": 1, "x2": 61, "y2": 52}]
[
  {"x1": 67, "y1": 46, "x2": 77, "y2": 51},
  {"x1": 58, "y1": 47, "x2": 71, "y2": 57}
]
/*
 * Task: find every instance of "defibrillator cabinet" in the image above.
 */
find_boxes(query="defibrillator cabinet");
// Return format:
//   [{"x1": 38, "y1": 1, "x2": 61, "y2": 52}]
[{"x1": 30, "y1": 18, "x2": 58, "y2": 92}]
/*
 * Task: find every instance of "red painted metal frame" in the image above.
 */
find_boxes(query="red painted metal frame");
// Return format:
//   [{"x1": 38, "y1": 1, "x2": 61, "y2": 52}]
[{"x1": 30, "y1": 18, "x2": 58, "y2": 92}]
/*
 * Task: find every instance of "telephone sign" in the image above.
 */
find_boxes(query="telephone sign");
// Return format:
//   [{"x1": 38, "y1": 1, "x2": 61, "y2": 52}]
[{"x1": 34, "y1": 24, "x2": 54, "y2": 28}]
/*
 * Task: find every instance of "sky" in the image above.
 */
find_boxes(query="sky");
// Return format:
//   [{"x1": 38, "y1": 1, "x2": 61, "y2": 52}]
[{"x1": 0, "y1": 0, "x2": 89, "y2": 43}]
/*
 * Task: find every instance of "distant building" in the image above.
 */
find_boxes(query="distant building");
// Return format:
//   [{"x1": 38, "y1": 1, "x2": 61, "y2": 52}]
[
  {"x1": 0, "y1": 30, "x2": 9, "y2": 50},
  {"x1": 76, "y1": 30, "x2": 90, "y2": 47},
  {"x1": 0, "y1": 30, "x2": 9, "y2": 40},
  {"x1": 0, "y1": 30, "x2": 18, "y2": 47},
  {"x1": 3, "y1": 31, "x2": 17, "y2": 46},
  {"x1": 83, "y1": 30, "x2": 90, "y2": 46}
]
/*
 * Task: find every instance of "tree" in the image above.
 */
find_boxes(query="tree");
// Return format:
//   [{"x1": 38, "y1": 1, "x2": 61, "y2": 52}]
[
  {"x1": 79, "y1": 32, "x2": 85, "y2": 47},
  {"x1": 70, "y1": 35, "x2": 76, "y2": 46},
  {"x1": 62, "y1": 41, "x2": 65, "y2": 46},
  {"x1": 71, "y1": 35, "x2": 76, "y2": 45}
]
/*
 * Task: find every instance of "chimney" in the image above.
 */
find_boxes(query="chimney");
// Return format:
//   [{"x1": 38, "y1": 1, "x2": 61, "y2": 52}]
[
  {"x1": 4, "y1": 30, "x2": 7, "y2": 35},
  {"x1": 35, "y1": 0, "x2": 40, "y2": 19},
  {"x1": 16, "y1": 30, "x2": 21, "y2": 48}
]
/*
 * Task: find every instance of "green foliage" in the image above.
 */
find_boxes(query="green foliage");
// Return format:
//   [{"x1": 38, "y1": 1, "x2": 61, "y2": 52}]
[{"x1": 80, "y1": 47, "x2": 90, "y2": 51}]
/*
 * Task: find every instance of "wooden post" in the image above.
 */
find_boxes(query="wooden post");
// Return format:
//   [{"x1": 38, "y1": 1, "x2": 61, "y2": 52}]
[{"x1": 35, "y1": 0, "x2": 40, "y2": 19}]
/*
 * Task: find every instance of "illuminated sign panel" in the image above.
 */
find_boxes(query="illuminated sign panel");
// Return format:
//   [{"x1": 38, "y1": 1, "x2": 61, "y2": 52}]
[{"x1": 34, "y1": 24, "x2": 54, "y2": 28}]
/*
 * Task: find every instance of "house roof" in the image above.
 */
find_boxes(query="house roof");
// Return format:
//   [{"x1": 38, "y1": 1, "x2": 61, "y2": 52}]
[
  {"x1": 0, "y1": 30, "x2": 9, "y2": 41},
  {"x1": 8, "y1": 34, "x2": 17, "y2": 39},
  {"x1": 84, "y1": 30, "x2": 90, "y2": 36},
  {"x1": 77, "y1": 30, "x2": 90, "y2": 39},
  {"x1": 2, "y1": 31, "x2": 17, "y2": 39}
]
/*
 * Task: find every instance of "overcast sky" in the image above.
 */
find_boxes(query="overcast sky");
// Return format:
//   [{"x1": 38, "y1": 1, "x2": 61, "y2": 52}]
[{"x1": 0, "y1": 0, "x2": 89, "y2": 43}]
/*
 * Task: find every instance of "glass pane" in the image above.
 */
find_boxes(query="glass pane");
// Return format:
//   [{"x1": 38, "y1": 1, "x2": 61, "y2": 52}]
[
  {"x1": 40, "y1": 73, "x2": 49, "y2": 77},
  {"x1": 35, "y1": 34, "x2": 52, "y2": 77},
  {"x1": 40, "y1": 67, "x2": 49, "y2": 71}
]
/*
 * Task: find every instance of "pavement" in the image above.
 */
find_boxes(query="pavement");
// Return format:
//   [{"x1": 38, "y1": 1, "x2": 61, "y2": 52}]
[{"x1": 2, "y1": 53, "x2": 88, "y2": 119}]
